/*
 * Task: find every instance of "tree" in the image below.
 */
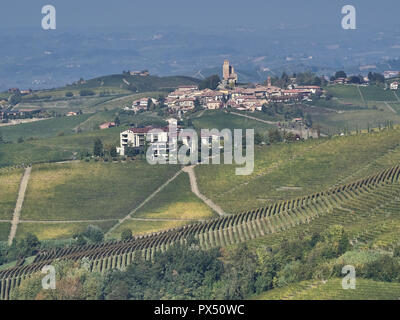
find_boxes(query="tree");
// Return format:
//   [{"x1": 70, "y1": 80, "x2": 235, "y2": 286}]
[
  {"x1": 83, "y1": 225, "x2": 104, "y2": 243},
  {"x1": 93, "y1": 139, "x2": 103, "y2": 157},
  {"x1": 114, "y1": 116, "x2": 120, "y2": 127},
  {"x1": 198, "y1": 75, "x2": 221, "y2": 90},
  {"x1": 79, "y1": 89, "x2": 95, "y2": 97},
  {"x1": 121, "y1": 229, "x2": 133, "y2": 241},
  {"x1": 334, "y1": 71, "x2": 347, "y2": 79},
  {"x1": 305, "y1": 113, "x2": 313, "y2": 127},
  {"x1": 254, "y1": 132, "x2": 263, "y2": 145},
  {"x1": 110, "y1": 146, "x2": 117, "y2": 158},
  {"x1": 268, "y1": 129, "x2": 282, "y2": 143}
]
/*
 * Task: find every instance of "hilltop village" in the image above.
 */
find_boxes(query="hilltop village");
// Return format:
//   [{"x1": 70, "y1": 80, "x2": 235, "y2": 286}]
[{"x1": 127, "y1": 60, "x2": 322, "y2": 115}]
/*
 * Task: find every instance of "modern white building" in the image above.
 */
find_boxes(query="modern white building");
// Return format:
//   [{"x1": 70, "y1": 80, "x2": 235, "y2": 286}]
[
  {"x1": 390, "y1": 81, "x2": 399, "y2": 90},
  {"x1": 116, "y1": 126, "x2": 170, "y2": 157}
]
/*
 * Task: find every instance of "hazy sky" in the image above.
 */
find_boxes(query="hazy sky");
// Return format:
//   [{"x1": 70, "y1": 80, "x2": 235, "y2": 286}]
[{"x1": 1, "y1": 0, "x2": 399, "y2": 32}]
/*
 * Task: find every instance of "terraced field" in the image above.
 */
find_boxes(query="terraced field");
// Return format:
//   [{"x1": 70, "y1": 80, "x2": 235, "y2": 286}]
[
  {"x1": 255, "y1": 278, "x2": 400, "y2": 300},
  {"x1": 1, "y1": 164, "x2": 400, "y2": 299},
  {"x1": 195, "y1": 129, "x2": 400, "y2": 213}
]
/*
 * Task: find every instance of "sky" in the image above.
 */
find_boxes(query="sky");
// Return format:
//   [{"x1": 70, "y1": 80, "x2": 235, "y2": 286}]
[{"x1": 0, "y1": 0, "x2": 399, "y2": 32}]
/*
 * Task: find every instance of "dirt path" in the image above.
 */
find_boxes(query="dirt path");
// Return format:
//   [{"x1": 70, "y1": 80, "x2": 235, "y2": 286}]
[
  {"x1": 385, "y1": 102, "x2": 397, "y2": 114},
  {"x1": 230, "y1": 111, "x2": 277, "y2": 125},
  {"x1": 394, "y1": 91, "x2": 400, "y2": 102},
  {"x1": 357, "y1": 85, "x2": 366, "y2": 106},
  {"x1": 105, "y1": 169, "x2": 184, "y2": 235},
  {"x1": 183, "y1": 165, "x2": 227, "y2": 216},
  {"x1": 8, "y1": 167, "x2": 31, "y2": 245}
]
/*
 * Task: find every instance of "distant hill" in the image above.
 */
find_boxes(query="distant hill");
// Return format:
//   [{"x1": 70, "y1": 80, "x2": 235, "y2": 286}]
[{"x1": 64, "y1": 74, "x2": 201, "y2": 93}]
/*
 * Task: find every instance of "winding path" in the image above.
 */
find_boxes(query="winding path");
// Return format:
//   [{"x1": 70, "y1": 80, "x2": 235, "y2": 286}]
[
  {"x1": 183, "y1": 165, "x2": 227, "y2": 216},
  {"x1": 8, "y1": 167, "x2": 31, "y2": 245}
]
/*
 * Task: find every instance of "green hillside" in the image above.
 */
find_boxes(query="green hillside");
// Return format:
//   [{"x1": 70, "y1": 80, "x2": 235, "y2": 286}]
[
  {"x1": 255, "y1": 278, "x2": 400, "y2": 300},
  {"x1": 195, "y1": 128, "x2": 400, "y2": 213},
  {"x1": 60, "y1": 74, "x2": 200, "y2": 94}
]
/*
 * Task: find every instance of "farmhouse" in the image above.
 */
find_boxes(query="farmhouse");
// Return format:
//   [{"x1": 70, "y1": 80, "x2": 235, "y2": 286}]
[
  {"x1": 117, "y1": 126, "x2": 170, "y2": 158},
  {"x1": 390, "y1": 81, "x2": 399, "y2": 90}
]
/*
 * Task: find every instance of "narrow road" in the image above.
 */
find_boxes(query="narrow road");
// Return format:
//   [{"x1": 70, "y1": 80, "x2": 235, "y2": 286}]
[
  {"x1": 384, "y1": 102, "x2": 397, "y2": 114},
  {"x1": 8, "y1": 166, "x2": 31, "y2": 245},
  {"x1": 106, "y1": 169, "x2": 184, "y2": 235},
  {"x1": 183, "y1": 165, "x2": 227, "y2": 216},
  {"x1": 229, "y1": 111, "x2": 277, "y2": 125},
  {"x1": 357, "y1": 85, "x2": 366, "y2": 106},
  {"x1": 394, "y1": 91, "x2": 400, "y2": 102}
]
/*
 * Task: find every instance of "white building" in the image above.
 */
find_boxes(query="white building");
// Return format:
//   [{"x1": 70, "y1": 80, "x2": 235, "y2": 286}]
[
  {"x1": 390, "y1": 81, "x2": 399, "y2": 90},
  {"x1": 117, "y1": 126, "x2": 170, "y2": 158}
]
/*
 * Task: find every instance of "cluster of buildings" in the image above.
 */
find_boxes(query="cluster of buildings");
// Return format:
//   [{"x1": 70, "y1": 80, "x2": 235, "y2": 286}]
[
  {"x1": 384, "y1": 71, "x2": 400, "y2": 79},
  {"x1": 164, "y1": 74, "x2": 321, "y2": 113},
  {"x1": 116, "y1": 118, "x2": 184, "y2": 158},
  {"x1": 0, "y1": 108, "x2": 41, "y2": 121},
  {"x1": 7, "y1": 88, "x2": 32, "y2": 95},
  {"x1": 129, "y1": 70, "x2": 150, "y2": 77}
]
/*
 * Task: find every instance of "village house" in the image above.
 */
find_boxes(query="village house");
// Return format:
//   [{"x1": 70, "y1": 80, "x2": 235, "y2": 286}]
[
  {"x1": 117, "y1": 126, "x2": 170, "y2": 158},
  {"x1": 384, "y1": 71, "x2": 400, "y2": 79},
  {"x1": 390, "y1": 81, "x2": 399, "y2": 90}
]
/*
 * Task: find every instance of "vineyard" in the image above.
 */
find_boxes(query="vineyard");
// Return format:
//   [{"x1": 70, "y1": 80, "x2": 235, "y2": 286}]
[{"x1": 1, "y1": 164, "x2": 400, "y2": 299}]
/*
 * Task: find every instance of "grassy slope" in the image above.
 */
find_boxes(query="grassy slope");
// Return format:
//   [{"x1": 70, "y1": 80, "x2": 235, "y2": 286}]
[
  {"x1": 195, "y1": 129, "x2": 400, "y2": 213},
  {"x1": 108, "y1": 219, "x2": 188, "y2": 240},
  {"x1": 21, "y1": 161, "x2": 180, "y2": 221},
  {"x1": 313, "y1": 85, "x2": 400, "y2": 133},
  {"x1": 0, "y1": 126, "x2": 123, "y2": 167},
  {"x1": 134, "y1": 172, "x2": 215, "y2": 220},
  {"x1": 0, "y1": 169, "x2": 23, "y2": 220},
  {"x1": 0, "y1": 114, "x2": 92, "y2": 142},
  {"x1": 0, "y1": 223, "x2": 10, "y2": 242},
  {"x1": 191, "y1": 110, "x2": 274, "y2": 134},
  {"x1": 255, "y1": 278, "x2": 400, "y2": 300},
  {"x1": 15, "y1": 221, "x2": 117, "y2": 241},
  {"x1": 108, "y1": 172, "x2": 215, "y2": 239}
]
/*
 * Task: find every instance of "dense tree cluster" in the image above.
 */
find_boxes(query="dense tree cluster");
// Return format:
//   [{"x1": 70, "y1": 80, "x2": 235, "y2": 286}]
[{"x1": 198, "y1": 75, "x2": 221, "y2": 90}]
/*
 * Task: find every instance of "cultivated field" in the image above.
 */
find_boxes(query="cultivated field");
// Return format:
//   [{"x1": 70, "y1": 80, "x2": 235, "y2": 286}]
[
  {"x1": 255, "y1": 278, "x2": 400, "y2": 300},
  {"x1": 195, "y1": 128, "x2": 400, "y2": 213},
  {"x1": 191, "y1": 110, "x2": 275, "y2": 134},
  {"x1": 21, "y1": 162, "x2": 180, "y2": 221},
  {"x1": 0, "y1": 169, "x2": 24, "y2": 220}
]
